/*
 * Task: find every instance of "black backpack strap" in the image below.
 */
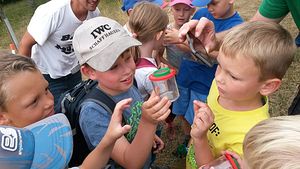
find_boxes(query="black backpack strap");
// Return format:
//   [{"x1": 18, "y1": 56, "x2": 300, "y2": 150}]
[{"x1": 84, "y1": 86, "x2": 116, "y2": 114}]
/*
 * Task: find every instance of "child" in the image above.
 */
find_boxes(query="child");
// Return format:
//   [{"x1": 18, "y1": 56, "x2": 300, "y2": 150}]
[
  {"x1": 188, "y1": 21, "x2": 296, "y2": 168},
  {"x1": 173, "y1": 0, "x2": 243, "y2": 144},
  {"x1": 243, "y1": 115, "x2": 300, "y2": 169},
  {"x1": 129, "y1": 1, "x2": 169, "y2": 100},
  {"x1": 121, "y1": 0, "x2": 168, "y2": 36},
  {"x1": 72, "y1": 16, "x2": 171, "y2": 169},
  {"x1": 0, "y1": 52, "x2": 131, "y2": 169}
]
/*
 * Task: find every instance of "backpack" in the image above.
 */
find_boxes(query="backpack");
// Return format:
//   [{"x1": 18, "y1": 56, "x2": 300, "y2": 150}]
[
  {"x1": 288, "y1": 85, "x2": 300, "y2": 115},
  {"x1": 55, "y1": 79, "x2": 116, "y2": 167}
]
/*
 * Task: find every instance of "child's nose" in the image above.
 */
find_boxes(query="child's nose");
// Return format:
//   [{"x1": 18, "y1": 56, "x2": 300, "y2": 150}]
[{"x1": 45, "y1": 92, "x2": 54, "y2": 109}]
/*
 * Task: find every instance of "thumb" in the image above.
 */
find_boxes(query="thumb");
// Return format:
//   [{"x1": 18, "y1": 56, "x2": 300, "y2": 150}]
[
  {"x1": 113, "y1": 98, "x2": 132, "y2": 120},
  {"x1": 121, "y1": 125, "x2": 131, "y2": 135}
]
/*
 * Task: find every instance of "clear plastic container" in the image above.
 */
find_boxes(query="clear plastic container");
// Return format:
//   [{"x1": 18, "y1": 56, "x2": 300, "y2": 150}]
[
  {"x1": 200, "y1": 153, "x2": 240, "y2": 169},
  {"x1": 149, "y1": 68, "x2": 179, "y2": 102}
]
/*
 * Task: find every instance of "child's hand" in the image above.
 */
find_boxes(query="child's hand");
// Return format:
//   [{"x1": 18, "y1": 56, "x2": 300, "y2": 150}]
[
  {"x1": 221, "y1": 150, "x2": 244, "y2": 168},
  {"x1": 164, "y1": 28, "x2": 180, "y2": 44},
  {"x1": 142, "y1": 90, "x2": 171, "y2": 124},
  {"x1": 152, "y1": 134, "x2": 165, "y2": 154},
  {"x1": 106, "y1": 98, "x2": 132, "y2": 141},
  {"x1": 190, "y1": 100, "x2": 214, "y2": 140}
]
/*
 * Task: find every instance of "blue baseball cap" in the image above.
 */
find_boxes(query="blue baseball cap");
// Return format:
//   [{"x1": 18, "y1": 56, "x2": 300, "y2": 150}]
[
  {"x1": 192, "y1": 0, "x2": 211, "y2": 7},
  {"x1": 121, "y1": 0, "x2": 168, "y2": 12},
  {"x1": 0, "y1": 114, "x2": 73, "y2": 169}
]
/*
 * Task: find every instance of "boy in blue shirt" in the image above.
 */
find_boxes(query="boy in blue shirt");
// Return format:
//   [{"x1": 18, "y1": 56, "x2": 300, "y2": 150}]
[{"x1": 72, "y1": 16, "x2": 171, "y2": 169}]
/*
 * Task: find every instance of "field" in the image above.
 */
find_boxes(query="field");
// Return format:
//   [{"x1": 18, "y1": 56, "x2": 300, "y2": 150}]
[{"x1": 0, "y1": 0, "x2": 299, "y2": 168}]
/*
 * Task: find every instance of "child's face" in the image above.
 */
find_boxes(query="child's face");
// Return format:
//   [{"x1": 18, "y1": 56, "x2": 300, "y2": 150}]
[
  {"x1": 1, "y1": 71, "x2": 55, "y2": 128},
  {"x1": 215, "y1": 52, "x2": 265, "y2": 103},
  {"x1": 207, "y1": 0, "x2": 233, "y2": 19},
  {"x1": 171, "y1": 4, "x2": 194, "y2": 27},
  {"x1": 93, "y1": 50, "x2": 136, "y2": 96}
]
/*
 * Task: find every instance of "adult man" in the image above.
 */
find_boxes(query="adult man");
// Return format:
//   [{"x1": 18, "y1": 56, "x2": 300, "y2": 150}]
[
  {"x1": 18, "y1": 0, "x2": 100, "y2": 108},
  {"x1": 178, "y1": 0, "x2": 300, "y2": 115}
]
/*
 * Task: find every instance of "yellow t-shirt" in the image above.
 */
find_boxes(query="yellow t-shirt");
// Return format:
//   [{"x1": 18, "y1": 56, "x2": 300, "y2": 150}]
[{"x1": 186, "y1": 80, "x2": 270, "y2": 169}]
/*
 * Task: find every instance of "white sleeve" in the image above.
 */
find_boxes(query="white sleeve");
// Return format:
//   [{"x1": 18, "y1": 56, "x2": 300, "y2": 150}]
[{"x1": 27, "y1": 5, "x2": 61, "y2": 45}]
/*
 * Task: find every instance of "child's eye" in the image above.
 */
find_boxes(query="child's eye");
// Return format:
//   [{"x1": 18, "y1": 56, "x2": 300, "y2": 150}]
[
  {"x1": 230, "y1": 74, "x2": 239, "y2": 80},
  {"x1": 30, "y1": 98, "x2": 38, "y2": 107},
  {"x1": 125, "y1": 56, "x2": 132, "y2": 61}
]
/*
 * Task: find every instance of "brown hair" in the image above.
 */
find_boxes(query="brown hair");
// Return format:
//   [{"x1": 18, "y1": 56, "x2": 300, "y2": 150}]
[
  {"x1": 0, "y1": 52, "x2": 38, "y2": 110},
  {"x1": 221, "y1": 21, "x2": 296, "y2": 80},
  {"x1": 129, "y1": 1, "x2": 169, "y2": 43}
]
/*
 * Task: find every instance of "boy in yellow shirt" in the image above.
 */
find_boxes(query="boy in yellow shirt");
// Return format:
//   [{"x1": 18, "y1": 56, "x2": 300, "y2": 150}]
[{"x1": 187, "y1": 21, "x2": 296, "y2": 168}]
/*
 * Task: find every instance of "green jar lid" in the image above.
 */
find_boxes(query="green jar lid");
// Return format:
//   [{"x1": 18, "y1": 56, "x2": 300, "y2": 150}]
[
  {"x1": 153, "y1": 67, "x2": 171, "y2": 77},
  {"x1": 149, "y1": 68, "x2": 176, "y2": 81}
]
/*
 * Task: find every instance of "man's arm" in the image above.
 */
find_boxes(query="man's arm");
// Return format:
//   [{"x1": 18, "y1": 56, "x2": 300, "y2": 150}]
[
  {"x1": 18, "y1": 31, "x2": 37, "y2": 57},
  {"x1": 250, "y1": 10, "x2": 284, "y2": 23}
]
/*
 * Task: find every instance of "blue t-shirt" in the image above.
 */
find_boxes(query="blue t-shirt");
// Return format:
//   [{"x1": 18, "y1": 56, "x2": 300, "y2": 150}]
[
  {"x1": 177, "y1": 8, "x2": 243, "y2": 94},
  {"x1": 79, "y1": 86, "x2": 151, "y2": 169}
]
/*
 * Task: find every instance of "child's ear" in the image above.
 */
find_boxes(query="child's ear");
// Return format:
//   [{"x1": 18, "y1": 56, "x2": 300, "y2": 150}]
[
  {"x1": 155, "y1": 31, "x2": 164, "y2": 41},
  {"x1": 259, "y1": 78, "x2": 282, "y2": 96},
  {"x1": 0, "y1": 113, "x2": 12, "y2": 126},
  {"x1": 80, "y1": 65, "x2": 97, "y2": 80},
  {"x1": 127, "y1": 9, "x2": 133, "y2": 16}
]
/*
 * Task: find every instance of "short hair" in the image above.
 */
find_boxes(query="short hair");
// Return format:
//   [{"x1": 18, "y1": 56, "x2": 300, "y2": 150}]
[
  {"x1": 0, "y1": 52, "x2": 38, "y2": 110},
  {"x1": 129, "y1": 1, "x2": 169, "y2": 43},
  {"x1": 221, "y1": 21, "x2": 296, "y2": 81},
  {"x1": 243, "y1": 115, "x2": 300, "y2": 169}
]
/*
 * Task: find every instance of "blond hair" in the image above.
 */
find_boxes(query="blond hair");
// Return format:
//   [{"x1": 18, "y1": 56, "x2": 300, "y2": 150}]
[
  {"x1": 129, "y1": 1, "x2": 169, "y2": 43},
  {"x1": 0, "y1": 52, "x2": 38, "y2": 110},
  {"x1": 221, "y1": 21, "x2": 296, "y2": 80},
  {"x1": 243, "y1": 115, "x2": 300, "y2": 169}
]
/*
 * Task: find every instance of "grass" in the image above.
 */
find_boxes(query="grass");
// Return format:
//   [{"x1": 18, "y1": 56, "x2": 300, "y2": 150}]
[{"x1": 0, "y1": 0, "x2": 299, "y2": 168}]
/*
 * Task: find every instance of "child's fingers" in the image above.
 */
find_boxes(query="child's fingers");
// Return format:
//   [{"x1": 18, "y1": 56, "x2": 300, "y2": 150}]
[
  {"x1": 178, "y1": 20, "x2": 199, "y2": 41},
  {"x1": 121, "y1": 125, "x2": 131, "y2": 135},
  {"x1": 113, "y1": 98, "x2": 132, "y2": 121},
  {"x1": 156, "y1": 109, "x2": 171, "y2": 121},
  {"x1": 198, "y1": 107, "x2": 214, "y2": 127},
  {"x1": 193, "y1": 100, "x2": 208, "y2": 115},
  {"x1": 143, "y1": 91, "x2": 160, "y2": 108},
  {"x1": 151, "y1": 97, "x2": 171, "y2": 118}
]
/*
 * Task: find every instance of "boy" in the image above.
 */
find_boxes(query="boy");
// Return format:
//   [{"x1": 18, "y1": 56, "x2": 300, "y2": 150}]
[
  {"x1": 0, "y1": 52, "x2": 131, "y2": 168},
  {"x1": 189, "y1": 21, "x2": 296, "y2": 168},
  {"x1": 72, "y1": 16, "x2": 171, "y2": 169},
  {"x1": 18, "y1": 0, "x2": 100, "y2": 108},
  {"x1": 243, "y1": 115, "x2": 300, "y2": 169},
  {"x1": 173, "y1": 0, "x2": 243, "y2": 131}
]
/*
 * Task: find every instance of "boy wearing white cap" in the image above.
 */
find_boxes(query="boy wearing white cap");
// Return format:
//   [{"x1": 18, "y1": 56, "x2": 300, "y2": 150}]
[{"x1": 72, "y1": 16, "x2": 171, "y2": 169}]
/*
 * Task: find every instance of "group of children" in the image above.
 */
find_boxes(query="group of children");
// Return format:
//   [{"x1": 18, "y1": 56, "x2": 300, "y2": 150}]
[{"x1": 0, "y1": 0, "x2": 298, "y2": 169}]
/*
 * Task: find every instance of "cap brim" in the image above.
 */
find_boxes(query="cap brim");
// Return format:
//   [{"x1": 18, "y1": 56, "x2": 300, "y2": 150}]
[
  {"x1": 25, "y1": 114, "x2": 73, "y2": 169},
  {"x1": 192, "y1": 0, "x2": 211, "y2": 7},
  {"x1": 87, "y1": 35, "x2": 141, "y2": 72},
  {"x1": 169, "y1": 1, "x2": 194, "y2": 8}
]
